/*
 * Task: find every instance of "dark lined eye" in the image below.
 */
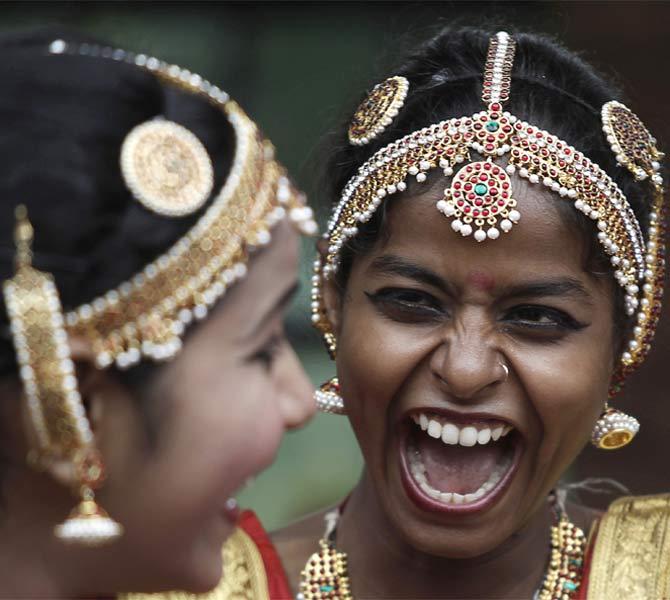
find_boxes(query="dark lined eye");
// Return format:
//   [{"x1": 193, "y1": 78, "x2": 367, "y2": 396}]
[
  {"x1": 365, "y1": 288, "x2": 445, "y2": 322},
  {"x1": 502, "y1": 305, "x2": 587, "y2": 332}
]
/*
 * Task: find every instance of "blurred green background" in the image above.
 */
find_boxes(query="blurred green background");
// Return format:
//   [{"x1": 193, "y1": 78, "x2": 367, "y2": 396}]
[{"x1": 2, "y1": 1, "x2": 668, "y2": 529}]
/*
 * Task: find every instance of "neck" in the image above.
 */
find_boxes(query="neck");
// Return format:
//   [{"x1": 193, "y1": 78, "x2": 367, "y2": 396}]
[{"x1": 337, "y1": 471, "x2": 552, "y2": 599}]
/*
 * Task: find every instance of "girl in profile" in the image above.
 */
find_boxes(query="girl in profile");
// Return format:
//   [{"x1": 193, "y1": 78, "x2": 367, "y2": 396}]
[{"x1": 0, "y1": 28, "x2": 317, "y2": 597}]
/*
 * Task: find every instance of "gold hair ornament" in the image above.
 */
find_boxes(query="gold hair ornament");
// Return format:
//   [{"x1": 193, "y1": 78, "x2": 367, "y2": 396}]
[
  {"x1": 47, "y1": 39, "x2": 318, "y2": 371},
  {"x1": 602, "y1": 100, "x2": 664, "y2": 185},
  {"x1": 312, "y1": 31, "x2": 665, "y2": 399},
  {"x1": 120, "y1": 118, "x2": 214, "y2": 217},
  {"x1": 348, "y1": 76, "x2": 409, "y2": 146},
  {"x1": 3, "y1": 206, "x2": 122, "y2": 545}
]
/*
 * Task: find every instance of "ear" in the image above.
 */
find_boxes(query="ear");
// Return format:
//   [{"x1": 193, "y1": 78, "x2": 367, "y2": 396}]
[
  {"x1": 41, "y1": 335, "x2": 108, "y2": 487},
  {"x1": 316, "y1": 239, "x2": 343, "y2": 336}
]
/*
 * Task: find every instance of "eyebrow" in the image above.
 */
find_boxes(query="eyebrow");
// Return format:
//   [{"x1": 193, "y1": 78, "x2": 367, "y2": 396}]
[
  {"x1": 499, "y1": 278, "x2": 594, "y2": 304},
  {"x1": 369, "y1": 255, "x2": 455, "y2": 295},
  {"x1": 242, "y1": 281, "x2": 300, "y2": 341},
  {"x1": 368, "y1": 254, "x2": 594, "y2": 304}
]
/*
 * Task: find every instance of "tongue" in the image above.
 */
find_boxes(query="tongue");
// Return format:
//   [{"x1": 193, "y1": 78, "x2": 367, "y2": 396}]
[{"x1": 415, "y1": 434, "x2": 505, "y2": 494}]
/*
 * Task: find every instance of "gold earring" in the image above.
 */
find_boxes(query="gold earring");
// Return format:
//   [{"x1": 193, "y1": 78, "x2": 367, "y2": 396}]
[
  {"x1": 591, "y1": 403, "x2": 640, "y2": 450},
  {"x1": 55, "y1": 448, "x2": 123, "y2": 545},
  {"x1": 3, "y1": 205, "x2": 123, "y2": 545},
  {"x1": 314, "y1": 377, "x2": 346, "y2": 415}
]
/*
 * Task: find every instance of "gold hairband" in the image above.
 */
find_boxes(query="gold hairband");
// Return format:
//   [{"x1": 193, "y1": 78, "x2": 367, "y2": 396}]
[
  {"x1": 3, "y1": 39, "x2": 318, "y2": 546},
  {"x1": 312, "y1": 31, "x2": 665, "y2": 395}
]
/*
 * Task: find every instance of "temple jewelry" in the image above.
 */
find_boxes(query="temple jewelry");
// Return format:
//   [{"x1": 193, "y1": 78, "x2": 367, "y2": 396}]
[
  {"x1": 348, "y1": 76, "x2": 409, "y2": 146},
  {"x1": 314, "y1": 377, "x2": 345, "y2": 415},
  {"x1": 312, "y1": 31, "x2": 665, "y2": 397},
  {"x1": 482, "y1": 31, "x2": 515, "y2": 104},
  {"x1": 591, "y1": 404, "x2": 640, "y2": 450},
  {"x1": 535, "y1": 507, "x2": 586, "y2": 600},
  {"x1": 298, "y1": 499, "x2": 585, "y2": 600},
  {"x1": 54, "y1": 449, "x2": 123, "y2": 544},
  {"x1": 120, "y1": 118, "x2": 214, "y2": 217},
  {"x1": 47, "y1": 39, "x2": 318, "y2": 371},
  {"x1": 311, "y1": 256, "x2": 337, "y2": 358},
  {"x1": 602, "y1": 100, "x2": 664, "y2": 185},
  {"x1": 441, "y1": 160, "x2": 519, "y2": 240},
  {"x1": 3, "y1": 206, "x2": 122, "y2": 545}
]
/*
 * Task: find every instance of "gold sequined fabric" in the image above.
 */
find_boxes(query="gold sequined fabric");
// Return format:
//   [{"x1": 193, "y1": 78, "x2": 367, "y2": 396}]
[
  {"x1": 120, "y1": 528, "x2": 270, "y2": 600},
  {"x1": 588, "y1": 494, "x2": 670, "y2": 599}
]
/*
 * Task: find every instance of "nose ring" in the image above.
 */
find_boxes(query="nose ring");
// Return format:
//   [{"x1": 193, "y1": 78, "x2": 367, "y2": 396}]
[{"x1": 499, "y1": 361, "x2": 509, "y2": 382}]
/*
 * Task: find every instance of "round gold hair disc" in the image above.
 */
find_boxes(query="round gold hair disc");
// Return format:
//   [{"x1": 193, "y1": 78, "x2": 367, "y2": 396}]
[
  {"x1": 348, "y1": 76, "x2": 409, "y2": 146},
  {"x1": 121, "y1": 119, "x2": 214, "y2": 217},
  {"x1": 601, "y1": 100, "x2": 664, "y2": 184}
]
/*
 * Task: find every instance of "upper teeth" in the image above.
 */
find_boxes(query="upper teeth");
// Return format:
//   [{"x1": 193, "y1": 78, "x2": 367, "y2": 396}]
[{"x1": 413, "y1": 413, "x2": 512, "y2": 446}]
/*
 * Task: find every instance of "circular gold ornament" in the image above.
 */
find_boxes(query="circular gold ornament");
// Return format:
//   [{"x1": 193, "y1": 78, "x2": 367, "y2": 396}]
[
  {"x1": 439, "y1": 160, "x2": 519, "y2": 242},
  {"x1": 121, "y1": 119, "x2": 214, "y2": 217},
  {"x1": 348, "y1": 76, "x2": 409, "y2": 146},
  {"x1": 602, "y1": 101, "x2": 664, "y2": 184},
  {"x1": 591, "y1": 408, "x2": 639, "y2": 450}
]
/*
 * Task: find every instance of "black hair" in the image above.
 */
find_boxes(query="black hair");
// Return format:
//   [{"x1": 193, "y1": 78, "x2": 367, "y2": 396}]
[
  {"x1": 0, "y1": 27, "x2": 234, "y2": 379},
  {"x1": 322, "y1": 27, "x2": 655, "y2": 353}
]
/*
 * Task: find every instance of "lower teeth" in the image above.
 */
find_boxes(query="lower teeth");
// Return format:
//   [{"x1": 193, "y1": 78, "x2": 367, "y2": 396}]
[{"x1": 408, "y1": 444, "x2": 511, "y2": 505}]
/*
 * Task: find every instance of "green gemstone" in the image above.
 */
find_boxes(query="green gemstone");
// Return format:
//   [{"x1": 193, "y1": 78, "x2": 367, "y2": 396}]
[
  {"x1": 563, "y1": 581, "x2": 578, "y2": 591},
  {"x1": 474, "y1": 183, "x2": 488, "y2": 196},
  {"x1": 486, "y1": 120, "x2": 499, "y2": 132},
  {"x1": 569, "y1": 558, "x2": 583, "y2": 566},
  {"x1": 320, "y1": 585, "x2": 335, "y2": 593}
]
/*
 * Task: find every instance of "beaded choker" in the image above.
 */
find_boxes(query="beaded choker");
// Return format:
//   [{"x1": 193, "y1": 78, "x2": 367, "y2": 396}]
[{"x1": 311, "y1": 31, "x2": 665, "y2": 393}]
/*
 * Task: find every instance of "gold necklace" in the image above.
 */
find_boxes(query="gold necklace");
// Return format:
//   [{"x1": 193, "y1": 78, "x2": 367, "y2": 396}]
[{"x1": 298, "y1": 505, "x2": 585, "y2": 600}]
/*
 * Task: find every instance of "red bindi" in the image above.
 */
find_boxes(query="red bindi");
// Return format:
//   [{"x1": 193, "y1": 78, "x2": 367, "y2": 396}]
[{"x1": 467, "y1": 271, "x2": 496, "y2": 293}]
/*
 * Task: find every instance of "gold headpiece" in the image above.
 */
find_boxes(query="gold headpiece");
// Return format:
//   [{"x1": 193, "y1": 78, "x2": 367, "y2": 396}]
[
  {"x1": 312, "y1": 31, "x2": 665, "y2": 394},
  {"x1": 120, "y1": 118, "x2": 214, "y2": 217},
  {"x1": 2, "y1": 39, "x2": 318, "y2": 546},
  {"x1": 348, "y1": 76, "x2": 409, "y2": 146}
]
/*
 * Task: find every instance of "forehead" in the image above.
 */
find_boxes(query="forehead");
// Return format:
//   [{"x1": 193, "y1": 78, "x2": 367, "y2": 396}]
[{"x1": 370, "y1": 176, "x2": 595, "y2": 283}]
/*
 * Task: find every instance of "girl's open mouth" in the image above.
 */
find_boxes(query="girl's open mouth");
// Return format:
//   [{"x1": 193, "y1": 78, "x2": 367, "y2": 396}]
[{"x1": 399, "y1": 411, "x2": 523, "y2": 514}]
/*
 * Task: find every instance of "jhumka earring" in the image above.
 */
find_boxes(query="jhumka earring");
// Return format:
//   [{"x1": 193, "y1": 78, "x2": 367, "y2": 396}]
[
  {"x1": 591, "y1": 403, "x2": 640, "y2": 450},
  {"x1": 310, "y1": 257, "x2": 345, "y2": 415},
  {"x1": 3, "y1": 206, "x2": 123, "y2": 545},
  {"x1": 314, "y1": 377, "x2": 346, "y2": 415}
]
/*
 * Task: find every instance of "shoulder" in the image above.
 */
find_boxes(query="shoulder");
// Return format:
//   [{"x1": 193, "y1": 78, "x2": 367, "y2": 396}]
[
  {"x1": 586, "y1": 493, "x2": 670, "y2": 599},
  {"x1": 270, "y1": 507, "x2": 333, "y2": 593},
  {"x1": 221, "y1": 510, "x2": 296, "y2": 600}
]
